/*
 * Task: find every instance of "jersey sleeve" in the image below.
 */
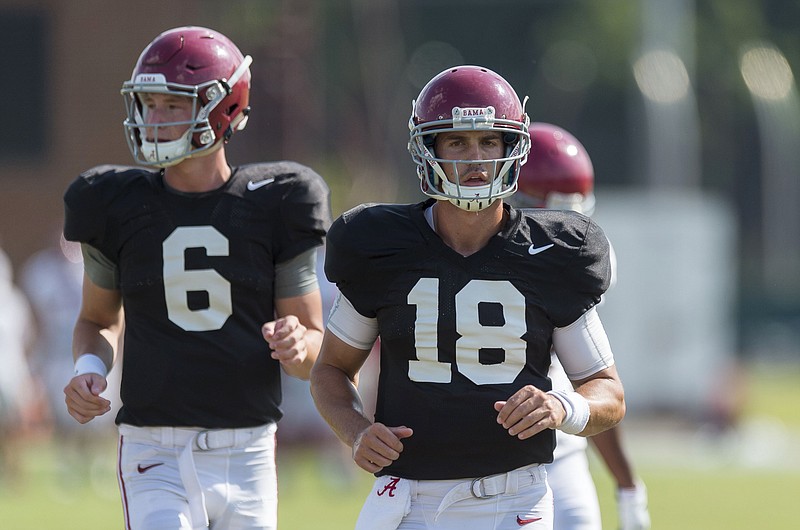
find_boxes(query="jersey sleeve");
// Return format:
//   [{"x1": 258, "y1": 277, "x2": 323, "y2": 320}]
[
  {"x1": 550, "y1": 215, "x2": 612, "y2": 327},
  {"x1": 274, "y1": 164, "x2": 332, "y2": 264},
  {"x1": 63, "y1": 167, "x2": 112, "y2": 250},
  {"x1": 323, "y1": 204, "x2": 381, "y2": 318},
  {"x1": 65, "y1": 165, "x2": 158, "y2": 271}
]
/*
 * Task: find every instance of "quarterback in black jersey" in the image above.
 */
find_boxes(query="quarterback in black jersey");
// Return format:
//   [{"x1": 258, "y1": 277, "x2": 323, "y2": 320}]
[
  {"x1": 62, "y1": 27, "x2": 330, "y2": 530},
  {"x1": 310, "y1": 66, "x2": 625, "y2": 530}
]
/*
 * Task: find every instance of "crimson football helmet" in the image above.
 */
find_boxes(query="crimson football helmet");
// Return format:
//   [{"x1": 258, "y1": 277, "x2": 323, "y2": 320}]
[
  {"x1": 408, "y1": 65, "x2": 530, "y2": 211},
  {"x1": 121, "y1": 26, "x2": 252, "y2": 167},
  {"x1": 515, "y1": 122, "x2": 595, "y2": 215}
]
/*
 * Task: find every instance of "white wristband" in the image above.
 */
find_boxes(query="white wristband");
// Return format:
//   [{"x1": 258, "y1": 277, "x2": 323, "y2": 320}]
[
  {"x1": 74, "y1": 353, "x2": 108, "y2": 378},
  {"x1": 547, "y1": 390, "x2": 590, "y2": 435}
]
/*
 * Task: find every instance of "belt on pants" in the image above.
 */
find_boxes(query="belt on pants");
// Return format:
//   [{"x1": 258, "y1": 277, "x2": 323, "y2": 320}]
[
  {"x1": 412, "y1": 463, "x2": 547, "y2": 522},
  {"x1": 119, "y1": 423, "x2": 276, "y2": 529}
]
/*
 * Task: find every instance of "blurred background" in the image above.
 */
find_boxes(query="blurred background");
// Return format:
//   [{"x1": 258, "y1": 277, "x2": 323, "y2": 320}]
[{"x1": 0, "y1": 1, "x2": 798, "y2": 528}]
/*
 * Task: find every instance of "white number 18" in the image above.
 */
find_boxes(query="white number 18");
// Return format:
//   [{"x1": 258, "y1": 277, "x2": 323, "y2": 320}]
[{"x1": 407, "y1": 278, "x2": 527, "y2": 385}]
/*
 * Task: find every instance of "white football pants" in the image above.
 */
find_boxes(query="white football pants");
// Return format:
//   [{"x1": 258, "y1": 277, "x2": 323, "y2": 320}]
[
  {"x1": 356, "y1": 463, "x2": 553, "y2": 529},
  {"x1": 547, "y1": 449, "x2": 602, "y2": 530},
  {"x1": 117, "y1": 423, "x2": 277, "y2": 530}
]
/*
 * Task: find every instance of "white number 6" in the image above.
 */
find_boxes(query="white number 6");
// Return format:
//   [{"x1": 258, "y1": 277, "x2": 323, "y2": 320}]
[{"x1": 162, "y1": 226, "x2": 232, "y2": 331}]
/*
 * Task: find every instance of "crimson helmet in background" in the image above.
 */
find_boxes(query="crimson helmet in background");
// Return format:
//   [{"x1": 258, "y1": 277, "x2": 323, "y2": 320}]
[
  {"x1": 408, "y1": 65, "x2": 531, "y2": 212},
  {"x1": 514, "y1": 122, "x2": 595, "y2": 215},
  {"x1": 121, "y1": 26, "x2": 252, "y2": 167}
]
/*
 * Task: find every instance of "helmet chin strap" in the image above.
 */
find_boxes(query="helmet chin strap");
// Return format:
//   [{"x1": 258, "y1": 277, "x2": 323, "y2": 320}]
[
  {"x1": 140, "y1": 133, "x2": 192, "y2": 167},
  {"x1": 141, "y1": 139, "x2": 188, "y2": 167},
  {"x1": 445, "y1": 196, "x2": 498, "y2": 212},
  {"x1": 141, "y1": 134, "x2": 225, "y2": 168},
  {"x1": 441, "y1": 177, "x2": 502, "y2": 211},
  {"x1": 435, "y1": 160, "x2": 514, "y2": 212}
]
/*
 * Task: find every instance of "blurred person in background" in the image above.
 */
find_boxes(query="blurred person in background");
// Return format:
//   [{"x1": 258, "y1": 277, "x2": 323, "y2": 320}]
[
  {"x1": 311, "y1": 65, "x2": 626, "y2": 530},
  {"x1": 61, "y1": 26, "x2": 330, "y2": 530},
  {"x1": 507, "y1": 122, "x2": 650, "y2": 530},
  {"x1": 0, "y1": 244, "x2": 37, "y2": 489},
  {"x1": 20, "y1": 227, "x2": 121, "y2": 495}
]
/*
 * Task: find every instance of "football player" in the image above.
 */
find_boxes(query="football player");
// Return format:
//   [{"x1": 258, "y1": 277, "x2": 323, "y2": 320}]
[
  {"x1": 509, "y1": 122, "x2": 650, "y2": 530},
  {"x1": 62, "y1": 26, "x2": 331, "y2": 530},
  {"x1": 310, "y1": 65, "x2": 626, "y2": 530}
]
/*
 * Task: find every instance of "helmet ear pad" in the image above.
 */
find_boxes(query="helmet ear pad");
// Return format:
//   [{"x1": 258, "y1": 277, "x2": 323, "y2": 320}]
[
  {"x1": 421, "y1": 134, "x2": 440, "y2": 189},
  {"x1": 502, "y1": 132, "x2": 520, "y2": 187},
  {"x1": 222, "y1": 105, "x2": 250, "y2": 143}
]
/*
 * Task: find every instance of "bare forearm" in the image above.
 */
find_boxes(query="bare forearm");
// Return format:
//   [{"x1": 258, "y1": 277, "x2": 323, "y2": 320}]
[
  {"x1": 72, "y1": 318, "x2": 121, "y2": 370},
  {"x1": 591, "y1": 427, "x2": 637, "y2": 488},
  {"x1": 73, "y1": 275, "x2": 124, "y2": 370},
  {"x1": 576, "y1": 375, "x2": 625, "y2": 436},
  {"x1": 310, "y1": 362, "x2": 372, "y2": 448},
  {"x1": 273, "y1": 291, "x2": 325, "y2": 380}
]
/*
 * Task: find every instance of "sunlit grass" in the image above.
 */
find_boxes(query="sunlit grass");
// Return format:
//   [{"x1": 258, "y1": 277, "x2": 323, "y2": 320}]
[{"x1": 1, "y1": 362, "x2": 798, "y2": 529}]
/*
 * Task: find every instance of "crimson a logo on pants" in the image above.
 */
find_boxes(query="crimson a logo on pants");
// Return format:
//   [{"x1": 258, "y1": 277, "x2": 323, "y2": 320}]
[{"x1": 376, "y1": 477, "x2": 401, "y2": 497}]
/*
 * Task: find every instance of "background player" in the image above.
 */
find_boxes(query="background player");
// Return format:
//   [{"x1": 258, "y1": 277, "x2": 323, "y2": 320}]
[
  {"x1": 20, "y1": 227, "x2": 121, "y2": 496},
  {"x1": 509, "y1": 122, "x2": 650, "y2": 529},
  {"x1": 62, "y1": 26, "x2": 331, "y2": 530},
  {"x1": 0, "y1": 245, "x2": 36, "y2": 490},
  {"x1": 311, "y1": 65, "x2": 626, "y2": 529}
]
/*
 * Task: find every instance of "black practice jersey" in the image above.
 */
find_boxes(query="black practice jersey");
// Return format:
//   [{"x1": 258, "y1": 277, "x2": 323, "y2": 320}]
[
  {"x1": 325, "y1": 199, "x2": 611, "y2": 479},
  {"x1": 64, "y1": 162, "x2": 331, "y2": 428}
]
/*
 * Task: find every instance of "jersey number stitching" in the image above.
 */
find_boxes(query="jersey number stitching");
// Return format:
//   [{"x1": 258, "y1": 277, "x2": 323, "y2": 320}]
[
  {"x1": 407, "y1": 278, "x2": 527, "y2": 385},
  {"x1": 162, "y1": 226, "x2": 232, "y2": 331}
]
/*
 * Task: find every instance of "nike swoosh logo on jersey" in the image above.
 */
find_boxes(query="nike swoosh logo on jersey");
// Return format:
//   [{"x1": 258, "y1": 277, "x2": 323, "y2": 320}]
[
  {"x1": 528, "y1": 243, "x2": 554, "y2": 255},
  {"x1": 137, "y1": 462, "x2": 164, "y2": 474},
  {"x1": 247, "y1": 178, "x2": 275, "y2": 191},
  {"x1": 517, "y1": 515, "x2": 542, "y2": 525}
]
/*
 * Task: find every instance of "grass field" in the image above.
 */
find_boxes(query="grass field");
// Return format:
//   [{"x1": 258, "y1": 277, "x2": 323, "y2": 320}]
[{"x1": 1, "y1": 362, "x2": 798, "y2": 529}]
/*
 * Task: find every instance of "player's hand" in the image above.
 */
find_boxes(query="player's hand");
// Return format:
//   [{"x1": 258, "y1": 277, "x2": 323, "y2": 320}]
[
  {"x1": 262, "y1": 315, "x2": 308, "y2": 367},
  {"x1": 352, "y1": 423, "x2": 413, "y2": 473},
  {"x1": 494, "y1": 385, "x2": 566, "y2": 439},
  {"x1": 63, "y1": 373, "x2": 111, "y2": 424},
  {"x1": 617, "y1": 481, "x2": 651, "y2": 530}
]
